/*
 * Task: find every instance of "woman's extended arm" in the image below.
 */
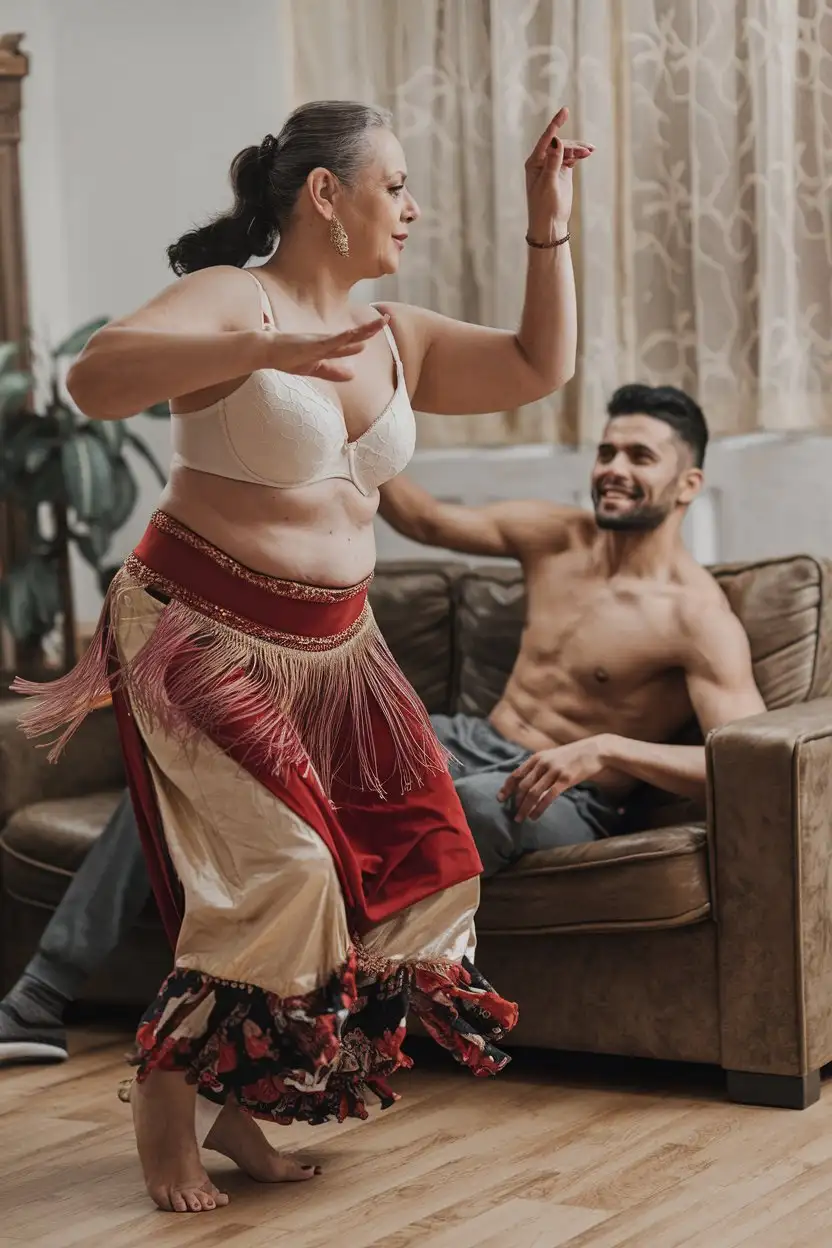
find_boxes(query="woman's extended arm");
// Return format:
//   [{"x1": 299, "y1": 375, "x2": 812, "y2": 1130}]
[
  {"x1": 67, "y1": 266, "x2": 387, "y2": 421},
  {"x1": 380, "y1": 107, "x2": 591, "y2": 416}
]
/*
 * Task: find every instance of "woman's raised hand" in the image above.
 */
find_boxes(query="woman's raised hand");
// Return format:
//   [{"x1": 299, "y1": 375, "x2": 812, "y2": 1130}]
[
  {"x1": 525, "y1": 106, "x2": 593, "y2": 243},
  {"x1": 261, "y1": 315, "x2": 389, "y2": 382}
]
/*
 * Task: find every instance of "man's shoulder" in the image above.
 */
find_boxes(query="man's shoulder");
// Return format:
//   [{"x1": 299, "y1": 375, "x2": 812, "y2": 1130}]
[
  {"x1": 673, "y1": 563, "x2": 750, "y2": 652},
  {"x1": 498, "y1": 500, "x2": 592, "y2": 556}
]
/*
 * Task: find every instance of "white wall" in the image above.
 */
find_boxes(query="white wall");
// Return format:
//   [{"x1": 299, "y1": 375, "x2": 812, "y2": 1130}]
[{"x1": 3, "y1": 0, "x2": 287, "y2": 624}]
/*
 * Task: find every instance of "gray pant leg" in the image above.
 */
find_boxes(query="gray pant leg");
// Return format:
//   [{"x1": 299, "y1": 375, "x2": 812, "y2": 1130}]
[
  {"x1": 455, "y1": 771, "x2": 604, "y2": 878},
  {"x1": 29, "y1": 789, "x2": 150, "y2": 1000},
  {"x1": 431, "y1": 712, "x2": 527, "y2": 776}
]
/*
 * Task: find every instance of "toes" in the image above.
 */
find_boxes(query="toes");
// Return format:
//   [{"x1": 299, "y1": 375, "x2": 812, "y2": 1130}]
[
  {"x1": 161, "y1": 1186, "x2": 222, "y2": 1213},
  {"x1": 283, "y1": 1159, "x2": 320, "y2": 1182}
]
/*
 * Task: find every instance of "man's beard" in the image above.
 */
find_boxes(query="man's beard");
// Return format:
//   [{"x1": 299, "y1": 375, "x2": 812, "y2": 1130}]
[{"x1": 592, "y1": 487, "x2": 674, "y2": 532}]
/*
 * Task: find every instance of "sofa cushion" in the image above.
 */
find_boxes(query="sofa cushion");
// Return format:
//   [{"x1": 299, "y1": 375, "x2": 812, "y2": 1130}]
[
  {"x1": 476, "y1": 826, "x2": 711, "y2": 935},
  {"x1": 453, "y1": 567, "x2": 525, "y2": 716},
  {"x1": 712, "y1": 555, "x2": 832, "y2": 707},
  {"x1": 0, "y1": 793, "x2": 170, "y2": 1006},
  {"x1": 0, "y1": 700, "x2": 124, "y2": 825},
  {"x1": 1, "y1": 791, "x2": 128, "y2": 910},
  {"x1": 371, "y1": 563, "x2": 462, "y2": 712}
]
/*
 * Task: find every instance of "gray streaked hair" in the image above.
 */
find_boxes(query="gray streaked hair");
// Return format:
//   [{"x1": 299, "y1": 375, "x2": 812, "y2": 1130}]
[{"x1": 167, "y1": 100, "x2": 393, "y2": 274}]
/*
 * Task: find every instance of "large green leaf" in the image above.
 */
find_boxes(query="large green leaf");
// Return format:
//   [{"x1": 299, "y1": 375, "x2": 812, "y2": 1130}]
[
  {"x1": 1, "y1": 409, "x2": 33, "y2": 443},
  {"x1": 0, "y1": 342, "x2": 19, "y2": 376},
  {"x1": 104, "y1": 457, "x2": 139, "y2": 530},
  {"x1": 0, "y1": 564, "x2": 35, "y2": 639},
  {"x1": 0, "y1": 558, "x2": 60, "y2": 641},
  {"x1": 22, "y1": 438, "x2": 57, "y2": 476},
  {"x1": 123, "y1": 428, "x2": 167, "y2": 487},
  {"x1": 0, "y1": 370, "x2": 31, "y2": 419},
  {"x1": 73, "y1": 525, "x2": 111, "y2": 569},
  {"x1": 61, "y1": 427, "x2": 115, "y2": 521},
  {"x1": 50, "y1": 401, "x2": 79, "y2": 436},
  {"x1": 52, "y1": 317, "x2": 109, "y2": 358},
  {"x1": 21, "y1": 452, "x2": 66, "y2": 508},
  {"x1": 85, "y1": 418, "x2": 125, "y2": 457},
  {"x1": 27, "y1": 556, "x2": 63, "y2": 632},
  {"x1": 1, "y1": 418, "x2": 60, "y2": 484}
]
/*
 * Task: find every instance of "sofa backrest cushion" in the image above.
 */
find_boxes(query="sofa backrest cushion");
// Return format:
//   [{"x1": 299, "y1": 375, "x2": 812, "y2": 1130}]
[
  {"x1": 369, "y1": 563, "x2": 462, "y2": 712},
  {"x1": 711, "y1": 556, "x2": 832, "y2": 707},
  {"x1": 453, "y1": 567, "x2": 526, "y2": 717}
]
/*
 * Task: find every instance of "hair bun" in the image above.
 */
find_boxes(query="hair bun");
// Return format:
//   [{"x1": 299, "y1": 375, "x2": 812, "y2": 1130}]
[{"x1": 259, "y1": 134, "x2": 278, "y2": 161}]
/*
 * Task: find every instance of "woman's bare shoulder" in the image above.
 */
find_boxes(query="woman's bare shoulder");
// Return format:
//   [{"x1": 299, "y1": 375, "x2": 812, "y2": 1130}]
[{"x1": 117, "y1": 265, "x2": 264, "y2": 333}]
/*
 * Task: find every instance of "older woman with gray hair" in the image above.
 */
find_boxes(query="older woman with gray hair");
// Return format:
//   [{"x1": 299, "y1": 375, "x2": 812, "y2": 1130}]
[{"x1": 14, "y1": 99, "x2": 591, "y2": 1213}]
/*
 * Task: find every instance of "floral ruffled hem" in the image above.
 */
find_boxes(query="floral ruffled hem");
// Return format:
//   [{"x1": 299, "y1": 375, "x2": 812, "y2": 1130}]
[{"x1": 130, "y1": 948, "x2": 518, "y2": 1124}]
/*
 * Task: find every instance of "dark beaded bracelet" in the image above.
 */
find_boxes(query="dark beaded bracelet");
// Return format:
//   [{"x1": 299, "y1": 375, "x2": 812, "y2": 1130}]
[{"x1": 525, "y1": 231, "x2": 571, "y2": 249}]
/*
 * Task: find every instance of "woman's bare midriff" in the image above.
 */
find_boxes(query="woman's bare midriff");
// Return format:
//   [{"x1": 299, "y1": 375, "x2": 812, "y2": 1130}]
[{"x1": 159, "y1": 465, "x2": 379, "y2": 589}]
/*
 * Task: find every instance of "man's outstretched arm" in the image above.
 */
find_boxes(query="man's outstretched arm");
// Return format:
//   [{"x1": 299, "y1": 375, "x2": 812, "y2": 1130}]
[{"x1": 378, "y1": 473, "x2": 581, "y2": 559}]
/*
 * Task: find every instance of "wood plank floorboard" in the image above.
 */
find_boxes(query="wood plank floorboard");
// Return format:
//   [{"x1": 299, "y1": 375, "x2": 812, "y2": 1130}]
[{"x1": 0, "y1": 1027, "x2": 828, "y2": 1247}]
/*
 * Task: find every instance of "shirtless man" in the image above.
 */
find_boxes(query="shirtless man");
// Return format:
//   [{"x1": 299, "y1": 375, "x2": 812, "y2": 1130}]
[{"x1": 377, "y1": 382, "x2": 766, "y2": 876}]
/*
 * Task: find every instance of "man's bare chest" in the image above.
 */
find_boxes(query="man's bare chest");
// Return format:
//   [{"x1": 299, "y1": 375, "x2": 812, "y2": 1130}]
[{"x1": 521, "y1": 559, "x2": 683, "y2": 696}]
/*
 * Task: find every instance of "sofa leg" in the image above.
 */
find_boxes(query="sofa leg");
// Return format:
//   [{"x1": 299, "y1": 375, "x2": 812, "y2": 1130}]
[{"x1": 726, "y1": 1068, "x2": 821, "y2": 1110}]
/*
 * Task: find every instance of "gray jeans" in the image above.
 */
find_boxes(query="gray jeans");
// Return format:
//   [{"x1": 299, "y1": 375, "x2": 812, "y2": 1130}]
[
  {"x1": 27, "y1": 790, "x2": 149, "y2": 1000},
  {"x1": 431, "y1": 713, "x2": 623, "y2": 878}
]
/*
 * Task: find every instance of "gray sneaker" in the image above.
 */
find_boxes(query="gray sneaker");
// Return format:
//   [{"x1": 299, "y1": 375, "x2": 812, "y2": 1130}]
[{"x1": 0, "y1": 998, "x2": 68, "y2": 1065}]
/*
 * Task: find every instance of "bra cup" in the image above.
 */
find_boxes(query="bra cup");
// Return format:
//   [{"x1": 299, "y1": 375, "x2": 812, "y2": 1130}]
[
  {"x1": 221, "y1": 372, "x2": 345, "y2": 486},
  {"x1": 350, "y1": 399, "x2": 417, "y2": 494},
  {"x1": 170, "y1": 355, "x2": 417, "y2": 492}
]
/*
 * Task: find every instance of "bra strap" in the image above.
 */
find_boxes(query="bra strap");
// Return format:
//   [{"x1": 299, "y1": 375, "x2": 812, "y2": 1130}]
[
  {"x1": 372, "y1": 303, "x2": 402, "y2": 368},
  {"x1": 246, "y1": 268, "x2": 275, "y2": 327}
]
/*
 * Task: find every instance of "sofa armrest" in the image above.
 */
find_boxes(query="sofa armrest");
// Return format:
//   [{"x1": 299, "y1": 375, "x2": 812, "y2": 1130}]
[
  {"x1": 709, "y1": 697, "x2": 832, "y2": 1078},
  {"x1": 0, "y1": 700, "x2": 124, "y2": 824}
]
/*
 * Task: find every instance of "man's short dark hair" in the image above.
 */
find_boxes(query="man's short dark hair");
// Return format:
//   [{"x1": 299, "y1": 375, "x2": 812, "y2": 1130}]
[{"x1": 606, "y1": 384, "x2": 709, "y2": 468}]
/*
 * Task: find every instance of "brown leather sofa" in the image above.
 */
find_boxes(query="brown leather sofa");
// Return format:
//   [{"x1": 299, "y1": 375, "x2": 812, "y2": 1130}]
[{"x1": 2, "y1": 554, "x2": 832, "y2": 1109}]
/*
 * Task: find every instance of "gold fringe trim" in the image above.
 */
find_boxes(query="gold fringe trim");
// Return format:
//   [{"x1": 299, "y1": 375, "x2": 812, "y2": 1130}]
[{"x1": 124, "y1": 554, "x2": 370, "y2": 651}]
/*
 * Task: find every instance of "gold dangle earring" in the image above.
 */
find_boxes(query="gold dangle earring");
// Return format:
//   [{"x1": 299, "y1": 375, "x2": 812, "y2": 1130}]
[{"x1": 329, "y1": 214, "x2": 350, "y2": 258}]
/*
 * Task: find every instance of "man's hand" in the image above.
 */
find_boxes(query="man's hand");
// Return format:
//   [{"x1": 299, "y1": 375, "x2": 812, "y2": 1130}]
[{"x1": 497, "y1": 736, "x2": 610, "y2": 822}]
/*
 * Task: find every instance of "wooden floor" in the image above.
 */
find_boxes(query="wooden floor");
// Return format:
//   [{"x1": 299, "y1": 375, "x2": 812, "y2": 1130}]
[{"x1": 1, "y1": 1028, "x2": 832, "y2": 1247}]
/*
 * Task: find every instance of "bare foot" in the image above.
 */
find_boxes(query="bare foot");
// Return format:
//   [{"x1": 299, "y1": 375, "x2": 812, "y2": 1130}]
[
  {"x1": 204, "y1": 1099, "x2": 320, "y2": 1184},
  {"x1": 132, "y1": 1071, "x2": 230, "y2": 1213}
]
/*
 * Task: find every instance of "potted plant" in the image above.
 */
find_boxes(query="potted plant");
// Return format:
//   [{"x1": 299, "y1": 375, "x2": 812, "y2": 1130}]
[{"x1": 0, "y1": 319, "x2": 168, "y2": 674}]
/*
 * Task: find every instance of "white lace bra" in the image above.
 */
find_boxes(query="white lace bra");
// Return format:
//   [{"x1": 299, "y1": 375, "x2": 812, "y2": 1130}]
[{"x1": 170, "y1": 270, "x2": 417, "y2": 496}]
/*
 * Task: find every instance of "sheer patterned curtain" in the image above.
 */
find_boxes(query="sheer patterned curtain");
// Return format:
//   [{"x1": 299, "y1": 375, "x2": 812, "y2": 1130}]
[{"x1": 287, "y1": 0, "x2": 832, "y2": 447}]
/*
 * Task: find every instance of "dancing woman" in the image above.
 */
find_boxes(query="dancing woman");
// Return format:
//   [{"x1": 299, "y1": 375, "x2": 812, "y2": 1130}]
[{"x1": 14, "y1": 101, "x2": 590, "y2": 1213}]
